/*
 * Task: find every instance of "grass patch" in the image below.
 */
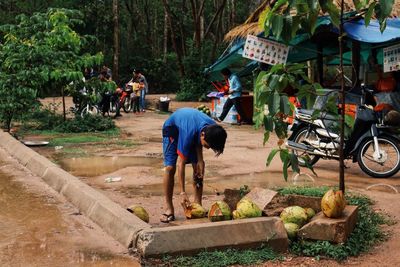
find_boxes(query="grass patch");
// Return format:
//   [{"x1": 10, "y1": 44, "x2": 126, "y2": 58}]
[
  {"x1": 278, "y1": 186, "x2": 388, "y2": 261},
  {"x1": 57, "y1": 147, "x2": 88, "y2": 157},
  {"x1": 113, "y1": 139, "x2": 137, "y2": 147},
  {"x1": 163, "y1": 246, "x2": 282, "y2": 267},
  {"x1": 49, "y1": 135, "x2": 107, "y2": 146}
]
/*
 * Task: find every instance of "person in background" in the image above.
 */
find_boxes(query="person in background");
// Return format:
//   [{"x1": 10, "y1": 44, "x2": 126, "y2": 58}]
[
  {"x1": 131, "y1": 69, "x2": 148, "y2": 112},
  {"x1": 216, "y1": 68, "x2": 249, "y2": 124},
  {"x1": 160, "y1": 108, "x2": 227, "y2": 223}
]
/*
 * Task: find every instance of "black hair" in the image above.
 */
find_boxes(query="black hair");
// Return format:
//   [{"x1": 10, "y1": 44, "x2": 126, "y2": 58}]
[
  {"x1": 203, "y1": 124, "x2": 227, "y2": 156},
  {"x1": 220, "y1": 68, "x2": 231, "y2": 76}
]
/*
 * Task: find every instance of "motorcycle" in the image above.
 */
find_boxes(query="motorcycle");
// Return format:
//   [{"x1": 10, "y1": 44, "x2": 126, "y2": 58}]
[{"x1": 286, "y1": 85, "x2": 400, "y2": 178}]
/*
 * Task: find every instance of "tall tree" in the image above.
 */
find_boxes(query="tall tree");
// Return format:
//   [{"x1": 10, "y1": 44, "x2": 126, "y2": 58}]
[{"x1": 113, "y1": 0, "x2": 120, "y2": 83}]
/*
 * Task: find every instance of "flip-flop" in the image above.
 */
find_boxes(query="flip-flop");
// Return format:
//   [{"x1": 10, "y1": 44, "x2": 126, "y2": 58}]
[{"x1": 160, "y1": 213, "x2": 175, "y2": 223}]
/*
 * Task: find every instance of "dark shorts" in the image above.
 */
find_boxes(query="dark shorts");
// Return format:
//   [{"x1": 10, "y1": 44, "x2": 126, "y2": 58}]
[{"x1": 162, "y1": 137, "x2": 197, "y2": 166}]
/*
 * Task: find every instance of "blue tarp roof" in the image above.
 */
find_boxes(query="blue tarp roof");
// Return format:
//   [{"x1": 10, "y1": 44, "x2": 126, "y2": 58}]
[
  {"x1": 344, "y1": 19, "x2": 400, "y2": 43},
  {"x1": 205, "y1": 17, "x2": 400, "y2": 81}
]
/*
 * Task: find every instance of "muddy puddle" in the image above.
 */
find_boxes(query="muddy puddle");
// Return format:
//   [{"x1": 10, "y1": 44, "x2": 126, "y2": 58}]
[
  {"x1": 0, "y1": 162, "x2": 138, "y2": 266},
  {"x1": 58, "y1": 156, "x2": 162, "y2": 177}
]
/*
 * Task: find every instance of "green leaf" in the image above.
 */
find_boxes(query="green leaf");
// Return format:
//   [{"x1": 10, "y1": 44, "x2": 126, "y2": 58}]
[
  {"x1": 264, "y1": 115, "x2": 274, "y2": 132},
  {"x1": 271, "y1": 14, "x2": 284, "y2": 40},
  {"x1": 266, "y1": 148, "x2": 280, "y2": 167},
  {"x1": 268, "y1": 91, "x2": 281, "y2": 114},
  {"x1": 263, "y1": 131, "x2": 270, "y2": 145},
  {"x1": 378, "y1": 0, "x2": 394, "y2": 18},
  {"x1": 364, "y1": 2, "x2": 376, "y2": 26},
  {"x1": 290, "y1": 152, "x2": 300, "y2": 173}
]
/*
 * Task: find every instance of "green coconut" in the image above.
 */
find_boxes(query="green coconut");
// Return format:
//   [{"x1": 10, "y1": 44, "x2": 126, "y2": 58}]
[
  {"x1": 127, "y1": 205, "x2": 149, "y2": 223},
  {"x1": 284, "y1": 222, "x2": 300, "y2": 240},
  {"x1": 304, "y1": 207, "x2": 316, "y2": 220},
  {"x1": 208, "y1": 201, "x2": 231, "y2": 222},
  {"x1": 232, "y1": 197, "x2": 262, "y2": 220},
  {"x1": 280, "y1": 206, "x2": 308, "y2": 227}
]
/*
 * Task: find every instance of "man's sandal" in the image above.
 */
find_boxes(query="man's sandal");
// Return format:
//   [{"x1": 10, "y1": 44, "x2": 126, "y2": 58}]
[{"x1": 160, "y1": 213, "x2": 175, "y2": 223}]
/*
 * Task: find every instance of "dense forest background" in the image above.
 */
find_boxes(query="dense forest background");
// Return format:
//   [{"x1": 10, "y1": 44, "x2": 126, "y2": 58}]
[{"x1": 0, "y1": 0, "x2": 263, "y2": 98}]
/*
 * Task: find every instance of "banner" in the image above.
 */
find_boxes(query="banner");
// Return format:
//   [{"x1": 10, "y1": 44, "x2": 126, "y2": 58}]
[
  {"x1": 242, "y1": 35, "x2": 289, "y2": 65},
  {"x1": 383, "y1": 43, "x2": 400, "y2": 72}
]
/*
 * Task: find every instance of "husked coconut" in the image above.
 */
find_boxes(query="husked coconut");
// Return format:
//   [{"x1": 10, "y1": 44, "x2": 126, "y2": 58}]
[
  {"x1": 208, "y1": 201, "x2": 231, "y2": 222},
  {"x1": 321, "y1": 189, "x2": 346, "y2": 218}
]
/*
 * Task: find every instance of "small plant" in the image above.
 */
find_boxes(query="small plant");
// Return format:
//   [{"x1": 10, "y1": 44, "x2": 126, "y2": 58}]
[
  {"x1": 239, "y1": 185, "x2": 250, "y2": 197},
  {"x1": 163, "y1": 246, "x2": 281, "y2": 267}
]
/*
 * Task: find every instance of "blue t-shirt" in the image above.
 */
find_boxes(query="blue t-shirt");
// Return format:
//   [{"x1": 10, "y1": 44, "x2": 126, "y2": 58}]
[
  {"x1": 228, "y1": 74, "x2": 242, "y2": 99},
  {"x1": 162, "y1": 108, "x2": 215, "y2": 160}
]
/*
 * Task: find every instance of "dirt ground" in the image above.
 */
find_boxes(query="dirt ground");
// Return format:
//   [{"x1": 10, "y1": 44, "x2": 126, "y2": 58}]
[{"x1": 10, "y1": 95, "x2": 400, "y2": 266}]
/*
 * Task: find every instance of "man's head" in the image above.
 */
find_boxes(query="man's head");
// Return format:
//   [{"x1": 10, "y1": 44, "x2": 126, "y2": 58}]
[
  {"x1": 200, "y1": 124, "x2": 227, "y2": 156},
  {"x1": 220, "y1": 68, "x2": 231, "y2": 79},
  {"x1": 133, "y1": 69, "x2": 141, "y2": 77}
]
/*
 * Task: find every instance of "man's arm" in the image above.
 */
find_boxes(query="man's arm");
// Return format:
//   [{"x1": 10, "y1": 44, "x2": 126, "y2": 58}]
[
  {"x1": 177, "y1": 155, "x2": 190, "y2": 205},
  {"x1": 194, "y1": 145, "x2": 205, "y2": 179}
]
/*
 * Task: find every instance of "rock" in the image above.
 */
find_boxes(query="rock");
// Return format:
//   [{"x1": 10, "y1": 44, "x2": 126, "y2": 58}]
[
  {"x1": 287, "y1": 195, "x2": 322, "y2": 212},
  {"x1": 245, "y1": 187, "x2": 278, "y2": 211},
  {"x1": 297, "y1": 205, "x2": 358, "y2": 243}
]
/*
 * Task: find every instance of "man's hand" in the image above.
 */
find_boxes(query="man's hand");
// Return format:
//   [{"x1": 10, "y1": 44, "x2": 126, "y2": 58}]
[{"x1": 180, "y1": 192, "x2": 191, "y2": 209}]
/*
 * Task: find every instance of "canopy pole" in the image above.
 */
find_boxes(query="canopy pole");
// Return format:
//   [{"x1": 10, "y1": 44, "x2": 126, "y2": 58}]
[
  {"x1": 352, "y1": 41, "x2": 361, "y2": 87},
  {"x1": 317, "y1": 43, "x2": 324, "y2": 85}
]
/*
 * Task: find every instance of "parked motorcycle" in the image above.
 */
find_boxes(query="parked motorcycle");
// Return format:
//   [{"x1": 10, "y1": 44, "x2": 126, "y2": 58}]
[{"x1": 286, "y1": 85, "x2": 400, "y2": 178}]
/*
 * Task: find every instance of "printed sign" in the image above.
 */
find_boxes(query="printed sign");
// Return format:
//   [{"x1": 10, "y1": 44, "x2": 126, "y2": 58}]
[
  {"x1": 383, "y1": 43, "x2": 400, "y2": 72},
  {"x1": 242, "y1": 35, "x2": 290, "y2": 65}
]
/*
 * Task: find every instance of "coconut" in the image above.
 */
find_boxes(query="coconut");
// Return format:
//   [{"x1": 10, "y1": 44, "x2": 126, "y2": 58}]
[
  {"x1": 280, "y1": 206, "x2": 308, "y2": 227},
  {"x1": 304, "y1": 207, "x2": 316, "y2": 221},
  {"x1": 185, "y1": 203, "x2": 206, "y2": 219},
  {"x1": 208, "y1": 201, "x2": 231, "y2": 222},
  {"x1": 232, "y1": 197, "x2": 262, "y2": 220},
  {"x1": 284, "y1": 222, "x2": 300, "y2": 240},
  {"x1": 321, "y1": 189, "x2": 346, "y2": 218},
  {"x1": 127, "y1": 205, "x2": 149, "y2": 223}
]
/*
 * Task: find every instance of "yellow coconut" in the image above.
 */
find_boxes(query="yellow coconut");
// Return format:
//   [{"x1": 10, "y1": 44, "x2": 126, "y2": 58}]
[
  {"x1": 185, "y1": 203, "x2": 206, "y2": 219},
  {"x1": 127, "y1": 205, "x2": 149, "y2": 223},
  {"x1": 321, "y1": 189, "x2": 346, "y2": 218}
]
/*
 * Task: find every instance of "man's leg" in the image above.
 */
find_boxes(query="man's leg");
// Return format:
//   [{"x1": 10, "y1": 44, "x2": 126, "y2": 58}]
[
  {"x1": 232, "y1": 97, "x2": 249, "y2": 123},
  {"x1": 163, "y1": 165, "x2": 176, "y2": 215},
  {"x1": 218, "y1": 98, "x2": 234, "y2": 121}
]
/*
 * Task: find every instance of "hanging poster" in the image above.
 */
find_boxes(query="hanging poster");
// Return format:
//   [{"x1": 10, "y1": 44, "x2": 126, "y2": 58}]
[
  {"x1": 383, "y1": 43, "x2": 400, "y2": 72},
  {"x1": 242, "y1": 35, "x2": 290, "y2": 65}
]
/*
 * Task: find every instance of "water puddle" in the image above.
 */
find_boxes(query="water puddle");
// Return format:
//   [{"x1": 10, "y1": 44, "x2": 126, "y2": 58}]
[
  {"x1": 58, "y1": 156, "x2": 163, "y2": 177},
  {"x1": 0, "y1": 162, "x2": 138, "y2": 266}
]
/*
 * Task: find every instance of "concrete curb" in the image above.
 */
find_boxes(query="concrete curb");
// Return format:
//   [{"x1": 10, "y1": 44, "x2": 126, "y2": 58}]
[
  {"x1": 0, "y1": 131, "x2": 289, "y2": 256},
  {"x1": 137, "y1": 217, "x2": 288, "y2": 257},
  {"x1": 0, "y1": 131, "x2": 150, "y2": 248}
]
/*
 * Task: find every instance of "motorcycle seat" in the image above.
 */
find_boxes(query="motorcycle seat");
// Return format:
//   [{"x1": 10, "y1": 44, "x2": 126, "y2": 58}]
[{"x1": 297, "y1": 108, "x2": 337, "y2": 121}]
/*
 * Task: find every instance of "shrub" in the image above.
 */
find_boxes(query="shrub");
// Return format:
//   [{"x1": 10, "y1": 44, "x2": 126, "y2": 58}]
[{"x1": 54, "y1": 114, "x2": 115, "y2": 133}]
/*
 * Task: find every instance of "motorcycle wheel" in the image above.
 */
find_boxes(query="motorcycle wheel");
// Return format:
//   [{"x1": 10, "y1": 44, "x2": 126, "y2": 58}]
[
  {"x1": 80, "y1": 105, "x2": 99, "y2": 118},
  {"x1": 123, "y1": 97, "x2": 132, "y2": 113},
  {"x1": 291, "y1": 127, "x2": 320, "y2": 167},
  {"x1": 357, "y1": 136, "x2": 400, "y2": 178}
]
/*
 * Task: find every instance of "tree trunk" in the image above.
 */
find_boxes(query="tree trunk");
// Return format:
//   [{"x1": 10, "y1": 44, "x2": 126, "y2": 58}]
[
  {"x1": 339, "y1": 0, "x2": 345, "y2": 193},
  {"x1": 163, "y1": 12, "x2": 168, "y2": 62},
  {"x1": 112, "y1": 0, "x2": 120, "y2": 83},
  {"x1": 61, "y1": 86, "x2": 66, "y2": 122},
  {"x1": 162, "y1": 0, "x2": 185, "y2": 77}
]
